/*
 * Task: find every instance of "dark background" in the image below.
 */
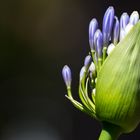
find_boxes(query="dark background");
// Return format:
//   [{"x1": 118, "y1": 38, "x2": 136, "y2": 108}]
[{"x1": 0, "y1": 0, "x2": 140, "y2": 140}]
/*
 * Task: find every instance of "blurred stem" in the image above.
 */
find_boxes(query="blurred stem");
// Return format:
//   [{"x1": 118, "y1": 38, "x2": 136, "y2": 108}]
[
  {"x1": 98, "y1": 122, "x2": 122, "y2": 140},
  {"x1": 103, "y1": 47, "x2": 107, "y2": 62},
  {"x1": 98, "y1": 58, "x2": 102, "y2": 71}
]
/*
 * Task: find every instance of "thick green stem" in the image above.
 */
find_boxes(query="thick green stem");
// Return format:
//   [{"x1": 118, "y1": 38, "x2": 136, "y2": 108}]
[{"x1": 98, "y1": 122, "x2": 122, "y2": 140}]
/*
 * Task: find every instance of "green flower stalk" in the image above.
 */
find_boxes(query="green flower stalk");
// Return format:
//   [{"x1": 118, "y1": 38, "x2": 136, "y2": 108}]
[{"x1": 62, "y1": 6, "x2": 140, "y2": 140}]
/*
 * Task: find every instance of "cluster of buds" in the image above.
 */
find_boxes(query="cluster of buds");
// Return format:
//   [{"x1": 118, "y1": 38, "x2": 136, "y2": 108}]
[{"x1": 62, "y1": 6, "x2": 140, "y2": 139}]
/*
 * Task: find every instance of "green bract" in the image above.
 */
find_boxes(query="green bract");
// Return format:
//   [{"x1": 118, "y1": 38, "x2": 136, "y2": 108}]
[{"x1": 96, "y1": 21, "x2": 140, "y2": 133}]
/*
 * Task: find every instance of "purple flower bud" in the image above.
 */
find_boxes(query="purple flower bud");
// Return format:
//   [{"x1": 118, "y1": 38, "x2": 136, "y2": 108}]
[
  {"x1": 124, "y1": 23, "x2": 133, "y2": 35},
  {"x1": 120, "y1": 13, "x2": 129, "y2": 40},
  {"x1": 89, "y1": 62, "x2": 96, "y2": 79},
  {"x1": 94, "y1": 29, "x2": 103, "y2": 58},
  {"x1": 120, "y1": 13, "x2": 129, "y2": 29},
  {"x1": 89, "y1": 62, "x2": 96, "y2": 73},
  {"x1": 129, "y1": 11, "x2": 139, "y2": 25},
  {"x1": 113, "y1": 16, "x2": 119, "y2": 44},
  {"x1": 80, "y1": 66, "x2": 86, "y2": 81},
  {"x1": 84, "y1": 55, "x2": 92, "y2": 68},
  {"x1": 89, "y1": 18, "x2": 98, "y2": 50},
  {"x1": 62, "y1": 65, "x2": 72, "y2": 87},
  {"x1": 102, "y1": 6, "x2": 115, "y2": 46},
  {"x1": 107, "y1": 43, "x2": 115, "y2": 55}
]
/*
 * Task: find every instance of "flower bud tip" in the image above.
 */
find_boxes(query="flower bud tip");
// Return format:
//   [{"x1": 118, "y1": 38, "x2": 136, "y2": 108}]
[
  {"x1": 62, "y1": 65, "x2": 72, "y2": 88},
  {"x1": 103, "y1": 6, "x2": 115, "y2": 46},
  {"x1": 89, "y1": 18, "x2": 98, "y2": 50},
  {"x1": 84, "y1": 55, "x2": 92, "y2": 68}
]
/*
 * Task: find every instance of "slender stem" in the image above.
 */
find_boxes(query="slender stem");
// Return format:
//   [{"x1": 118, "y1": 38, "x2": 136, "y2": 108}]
[
  {"x1": 98, "y1": 58, "x2": 102, "y2": 71},
  {"x1": 98, "y1": 122, "x2": 122, "y2": 140},
  {"x1": 103, "y1": 47, "x2": 107, "y2": 62},
  {"x1": 91, "y1": 50, "x2": 98, "y2": 72}
]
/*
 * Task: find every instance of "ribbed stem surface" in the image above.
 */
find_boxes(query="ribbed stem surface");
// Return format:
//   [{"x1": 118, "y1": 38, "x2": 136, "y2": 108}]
[{"x1": 99, "y1": 122, "x2": 122, "y2": 140}]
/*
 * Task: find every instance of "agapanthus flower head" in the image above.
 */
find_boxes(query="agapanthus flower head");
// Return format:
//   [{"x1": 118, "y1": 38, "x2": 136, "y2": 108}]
[
  {"x1": 96, "y1": 22, "x2": 140, "y2": 133},
  {"x1": 62, "y1": 6, "x2": 140, "y2": 140}
]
